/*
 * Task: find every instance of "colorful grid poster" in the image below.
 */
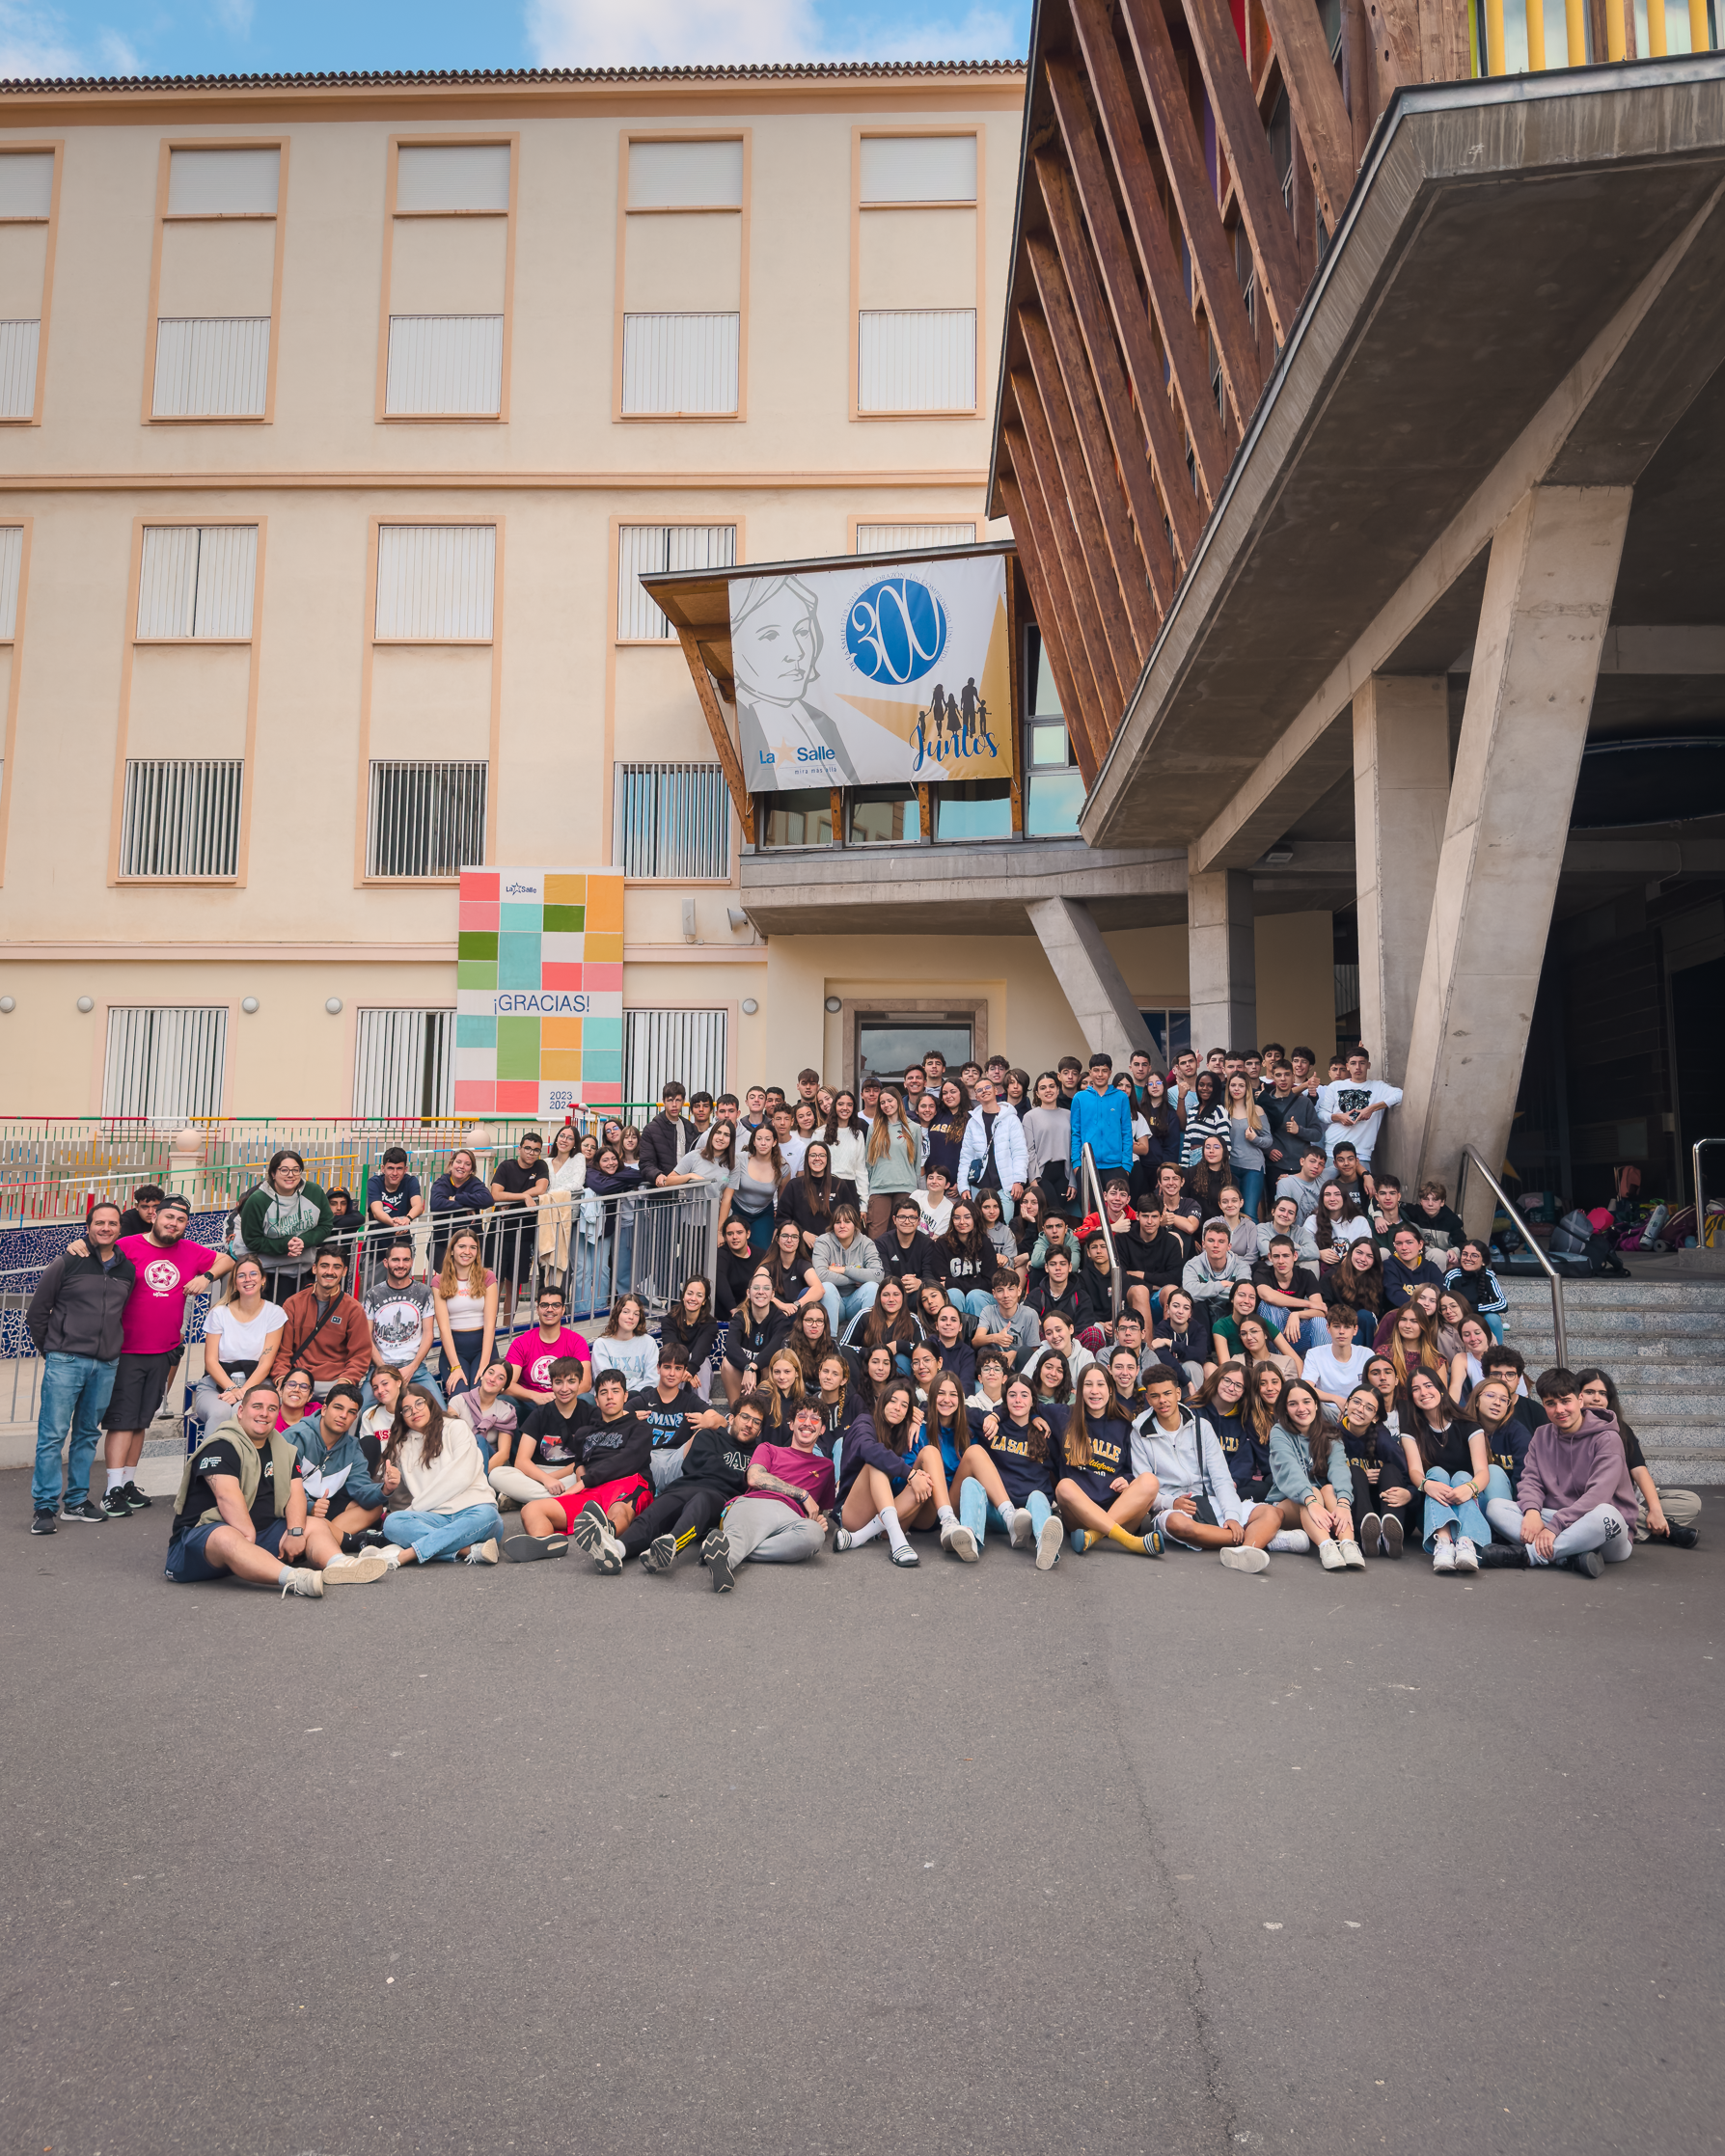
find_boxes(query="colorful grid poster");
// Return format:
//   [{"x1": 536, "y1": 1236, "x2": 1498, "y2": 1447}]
[{"x1": 454, "y1": 866, "x2": 624, "y2": 1115}]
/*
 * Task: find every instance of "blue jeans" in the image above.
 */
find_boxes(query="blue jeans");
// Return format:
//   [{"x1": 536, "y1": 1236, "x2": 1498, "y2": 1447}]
[
  {"x1": 948, "y1": 1288, "x2": 993, "y2": 1320},
  {"x1": 1421, "y1": 1472, "x2": 1491, "y2": 1552},
  {"x1": 384, "y1": 1502, "x2": 502, "y2": 1564},
  {"x1": 1234, "y1": 1168, "x2": 1265, "y2": 1219},
  {"x1": 821, "y1": 1281, "x2": 878, "y2": 1335},
  {"x1": 958, "y1": 1477, "x2": 1053, "y2": 1546},
  {"x1": 34, "y1": 1351, "x2": 117, "y2": 1511}
]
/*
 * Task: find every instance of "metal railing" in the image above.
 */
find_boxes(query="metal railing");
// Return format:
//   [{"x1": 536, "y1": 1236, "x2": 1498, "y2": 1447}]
[
  {"x1": 1478, "y1": 0, "x2": 1714, "y2": 73},
  {"x1": 1457, "y1": 1143, "x2": 1566, "y2": 1364},
  {"x1": 1693, "y1": 1136, "x2": 1725, "y2": 1227},
  {"x1": 1078, "y1": 1140, "x2": 1124, "y2": 1329}
]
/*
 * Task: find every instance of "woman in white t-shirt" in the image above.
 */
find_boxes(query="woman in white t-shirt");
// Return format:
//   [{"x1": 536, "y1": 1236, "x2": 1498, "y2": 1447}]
[
  {"x1": 588, "y1": 1290, "x2": 657, "y2": 1393},
  {"x1": 434, "y1": 1226, "x2": 498, "y2": 1398},
  {"x1": 193, "y1": 1256, "x2": 286, "y2": 1438}
]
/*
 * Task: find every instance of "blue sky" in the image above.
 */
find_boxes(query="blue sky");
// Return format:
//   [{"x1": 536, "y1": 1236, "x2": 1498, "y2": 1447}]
[{"x1": 0, "y1": 0, "x2": 1029, "y2": 79}]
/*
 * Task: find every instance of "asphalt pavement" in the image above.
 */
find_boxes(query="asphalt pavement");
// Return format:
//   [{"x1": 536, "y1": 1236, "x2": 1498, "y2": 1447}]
[{"x1": 3, "y1": 1480, "x2": 1721, "y2": 2156}]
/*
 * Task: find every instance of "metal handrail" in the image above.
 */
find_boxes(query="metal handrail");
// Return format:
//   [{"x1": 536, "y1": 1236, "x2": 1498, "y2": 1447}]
[
  {"x1": 1456, "y1": 1144, "x2": 1566, "y2": 1365},
  {"x1": 1693, "y1": 1137, "x2": 1725, "y2": 1226},
  {"x1": 1078, "y1": 1140, "x2": 1125, "y2": 1330}
]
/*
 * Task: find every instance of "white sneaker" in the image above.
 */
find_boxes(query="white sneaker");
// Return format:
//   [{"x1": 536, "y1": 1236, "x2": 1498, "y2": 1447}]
[
  {"x1": 1034, "y1": 1515, "x2": 1065, "y2": 1570},
  {"x1": 461, "y1": 1539, "x2": 500, "y2": 1566},
  {"x1": 1339, "y1": 1539, "x2": 1365, "y2": 1570},
  {"x1": 280, "y1": 1569, "x2": 323, "y2": 1598},
  {"x1": 322, "y1": 1551, "x2": 389, "y2": 1586},
  {"x1": 941, "y1": 1520, "x2": 979, "y2": 1563},
  {"x1": 1318, "y1": 1539, "x2": 1345, "y2": 1571},
  {"x1": 1268, "y1": 1529, "x2": 1311, "y2": 1555},
  {"x1": 1433, "y1": 1539, "x2": 1457, "y2": 1573},
  {"x1": 1007, "y1": 1506, "x2": 1034, "y2": 1550},
  {"x1": 1454, "y1": 1536, "x2": 1479, "y2": 1573},
  {"x1": 1219, "y1": 1544, "x2": 1270, "y2": 1574}
]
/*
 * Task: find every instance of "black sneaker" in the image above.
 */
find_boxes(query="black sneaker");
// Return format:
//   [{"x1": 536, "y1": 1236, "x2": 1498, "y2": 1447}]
[
  {"x1": 1565, "y1": 1548, "x2": 1605, "y2": 1578},
  {"x1": 704, "y1": 1527, "x2": 734, "y2": 1593},
  {"x1": 59, "y1": 1499, "x2": 106, "y2": 1524},
  {"x1": 31, "y1": 1508, "x2": 57, "y2": 1535},
  {"x1": 1474, "y1": 1542, "x2": 1529, "y2": 1569},
  {"x1": 1662, "y1": 1522, "x2": 1700, "y2": 1549},
  {"x1": 122, "y1": 1482, "x2": 152, "y2": 1511},
  {"x1": 100, "y1": 1489, "x2": 132, "y2": 1521}
]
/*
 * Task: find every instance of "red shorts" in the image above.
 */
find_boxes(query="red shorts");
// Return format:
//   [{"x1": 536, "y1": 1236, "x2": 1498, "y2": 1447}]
[{"x1": 553, "y1": 1475, "x2": 648, "y2": 1529}]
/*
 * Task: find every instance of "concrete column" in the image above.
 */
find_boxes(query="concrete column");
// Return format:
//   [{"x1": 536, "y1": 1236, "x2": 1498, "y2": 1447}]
[
  {"x1": 1187, "y1": 867, "x2": 1257, "y2": 1056},
  {"x1": 1399, "y1": 484, "x2": 1631, "y2": 1235},
  {"x1": 1027, "y1": 897, "x2": 1158, "y2": 1068},
  {"x1": 1353, "y1": 673, "x2": 1449, "y2": 1181}
]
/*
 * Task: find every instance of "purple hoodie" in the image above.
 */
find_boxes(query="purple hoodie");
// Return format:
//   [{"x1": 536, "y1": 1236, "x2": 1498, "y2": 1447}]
[{"x1": 1516, "y1": 1405, "x2": 1634, "y2": 1533}]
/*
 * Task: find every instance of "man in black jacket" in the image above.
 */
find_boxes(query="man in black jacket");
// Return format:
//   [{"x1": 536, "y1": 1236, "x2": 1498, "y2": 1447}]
[
  {"x1": 1382, "y1": 1224, "x2": 1444, "y2": 1309},
  {"x1": 575, "y1": 1397, "x2": 765, "y2": 1574},
  {"x1": 27, "y1": 1202, "x2": 136, "y2": 1532},
  {"x1": 873, "y1": 1197, "x2": 938, "y2": 1295},
  {"x1": 639, "y1": 1083, "x2": 695, "y2": 1186}
]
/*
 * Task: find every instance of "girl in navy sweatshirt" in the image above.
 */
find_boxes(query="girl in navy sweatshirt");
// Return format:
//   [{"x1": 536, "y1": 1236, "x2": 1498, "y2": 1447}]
[
  {"x1": 1054, "y1": 1362, "x2": 1162, "y2": 1555},
  {"x1": 953, "y1": 1372, "x2": 1066, "y2": 1570},
  {"x1": 832, "y1": 1378, "x2": 972, "y2": 1567}
]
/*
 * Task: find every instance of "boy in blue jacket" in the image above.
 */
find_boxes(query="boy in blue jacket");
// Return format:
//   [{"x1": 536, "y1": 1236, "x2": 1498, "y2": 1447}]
[{"x1": 1069, "y1": 1053, "x2": 1135, "y2": 1178}]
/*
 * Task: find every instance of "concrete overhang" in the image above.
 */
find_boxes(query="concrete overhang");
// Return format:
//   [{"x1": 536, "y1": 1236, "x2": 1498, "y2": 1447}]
[{"x1": 1082, "y1": 57, "x2": 1725, "y2": 854}]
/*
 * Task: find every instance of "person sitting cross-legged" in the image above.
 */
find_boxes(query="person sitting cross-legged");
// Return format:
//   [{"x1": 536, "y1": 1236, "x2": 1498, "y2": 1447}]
[
  {"x1": 162, "y1": 1382, "x2": 329, "y2": 1597},
  {"x1": 703, "y1": 1401, "x2": 837, "y2": 1592},
  {"x1": 831, "y1": 1378, "x2": 971, "y2": 1567},
  {"x1": 373, "y1": 1387, "x2": 502, "y2": 1570},
  {"x1": 1482, "y1": 1363, "x2": 1637, "y2": 1576},
  {"x1": 1053, "y1": 1361, "x2": 1163, "y2": 1557},
  {"x1": 1131, "y1": 1365, "x2": 1284, "y2": 1572},
  {"x1": 952, "y1": 1371, "x2": 1065, "y2": 1570},
  {"x1": 288, "y1": 1380, "x2": 392, "y2": 1569},
  {"x1": 507, "y1": 1367, "x2": 651, "y2": 1561}
]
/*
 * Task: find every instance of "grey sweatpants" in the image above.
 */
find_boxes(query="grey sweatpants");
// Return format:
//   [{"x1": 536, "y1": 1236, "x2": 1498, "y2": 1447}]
[
  {"x1": 1482, "y1": 1500, "x2": 1633, "y2": 1565},
  {"x1": 724, "y1": 1495, "x2": 825, "y2": 1566}
]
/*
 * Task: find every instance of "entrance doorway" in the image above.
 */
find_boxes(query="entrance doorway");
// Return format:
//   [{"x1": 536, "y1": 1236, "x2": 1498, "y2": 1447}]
[{"x1": 856, "y1": 1015, "x2": 975, "y2": 1094}]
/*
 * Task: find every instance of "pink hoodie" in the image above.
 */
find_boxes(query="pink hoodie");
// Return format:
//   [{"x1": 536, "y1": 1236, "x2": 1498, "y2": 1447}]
[{"x1": 1516, "y1": 1405, "x2": 1635, "y2": 1532}]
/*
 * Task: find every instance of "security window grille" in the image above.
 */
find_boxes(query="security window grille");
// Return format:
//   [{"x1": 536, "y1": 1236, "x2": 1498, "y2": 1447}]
[
  {"x1": 614, "y1": 763, "x2": 731, "y2": 880},
  {"x1": 857, "y1": 310, "x2": 976, "y2": 413},
  {"x1": 120, "y1": 759, "x2": 243, "y2": 879},
  {"x1": 152, "y1": 317, "x2": 269, "y2": 418},
  {"x1": 375, "y1": 525, "x2": 496, "y2": 641},
  {"x1": 620, "y1": 314, "x2": 740, "y2": 417},
  {"x1": 624, "y1": 1008, "x2": 727, "y2": 1105},
  {"x1": 367, "y1": 760, "x2": 487, "y2": 879},
  {"x1": 0, "y1": 524, "x2": 20, "y2": 639},
  {"x1": 137, "y1": 525, "x2": 258, "y2": 640},
  {"x1": 616, "y1": 524, "x2": 736, "y2": 640},
  {"x1": 353, "y1": 1008, "x2": 455, "y2": 1119},
  {"x1": 0, "y1": 319, "x2": 40, "y2": 420},
  {"x1": 385, "y1": 315, "x2": 504, "y2": 416},
  {"x1": 855, "y1": 522, "x2": 976, "y2": 554},
  {"x1": 102, "y1": 1005, "x2": 228, "y2": 1121}
]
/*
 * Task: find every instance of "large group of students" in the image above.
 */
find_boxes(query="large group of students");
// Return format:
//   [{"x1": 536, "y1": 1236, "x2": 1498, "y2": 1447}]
[{"x1": 24, "y1": 1039, "x2": 1701, "y2": 1592}]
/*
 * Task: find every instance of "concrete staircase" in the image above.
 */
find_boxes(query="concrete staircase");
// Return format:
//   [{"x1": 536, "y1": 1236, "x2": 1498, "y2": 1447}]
[{"x1": 1500, "y1": 1276, "x2": 1725, "y2": 1485}]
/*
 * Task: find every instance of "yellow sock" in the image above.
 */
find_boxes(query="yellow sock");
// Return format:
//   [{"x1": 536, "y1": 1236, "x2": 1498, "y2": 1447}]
[{"x1": 1106, "y1": 1523, "x2": 1145, "y2": 1552}]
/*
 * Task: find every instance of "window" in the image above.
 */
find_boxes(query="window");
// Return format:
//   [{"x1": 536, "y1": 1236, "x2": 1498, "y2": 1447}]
[
  {"x1": 0, "y1": 150, "x2": 57, "y2": 425},
  {"x1": 624, "y1": 1007, "x2": 727, "y2": 1105},
  {"x1": 353, "y1": 1008, "x2": 455, "y2": 1119},
  {"x1": 367, "y1": 759, "x2": 487, "y2": 879},
  {"x1": 1024, "y1": 623, "x2": 1082, "y2": 839},
  {"x1": 855, "y1": 522, "x2": 975, "y2": 554},
  {"x1": 620, "y1": 313, "x2": 739, "y2": 418},
  {"x1": 618, "y1": 134, "x2": 747, "y2": 420},
  {"x1": 150, "y1": 144, "x2": 283, "y2": 423},
  {"x1": 857, "y1": 1015, "x2": 972, "y2": 1092},
  {"x1": 934, "y1": 778, "x2": 1011, "y2": 840},
  {"x1": 846, "y1": 786, "x2": 921, "y2": 843},
  {"x1": 758, "y1": 789, "x2": 834, "y2": 848},
  {"x1": 855, "y1": 131, "x2": 981, "y2": 417},
  {"x1": 120, "y1": 758, "x2": 244, "y2": 879},
  {"x1": 857, "y1": 311, "x2": 976, "y2": 414},
  {"x1": 136, "y1": 525, "x2": 258, "y2": 639},
  {"x1": 1139, "y1": 1009, "x2": 1192, "y2": 1064},
  {"x1": 383, "y1": 140, "x2": 513, "y2": 420},
  {"x1": 614, "y1": 762, "x2": 731, "y2": 879},
  {"x1": 102, "y1": 1004, "x2": 227, "y2": 1121},
  {"x1": 0, "y1": 524, "x2": 20, "y2": 640},
  {"x1": 616, "y1": 523, "x2": 735, "y2": 640},
  {"x1": 374, "y1": 525, "x2": 495, "y2": 641}
]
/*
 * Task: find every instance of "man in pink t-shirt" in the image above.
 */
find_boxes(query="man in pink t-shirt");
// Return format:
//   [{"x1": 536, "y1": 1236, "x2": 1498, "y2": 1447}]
[
  {"x1": 99, "y1": 1194, "x2": 232, "y2": 1517},
  {"x1": 704, "y1": 1401, "x2": 835, "y2": 1591},
  {"x1": 503, "y1": 1284, "x2": 591, "y2": 1406}
]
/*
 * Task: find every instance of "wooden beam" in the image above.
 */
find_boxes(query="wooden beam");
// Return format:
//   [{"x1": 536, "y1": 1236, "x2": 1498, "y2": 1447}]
[
  {"x1": 1067, "y1": 0, "x2": 1231, "y2": 508},
  {"x1": 1044, "y1": 59, "x2": 1208, "y2": 567},
  {"x1": 1257, "y1": 0, "x2": 1358, "y2": 230},
  {"x1": 1115, "y1": 0, "x2": 1263, "y2": 427},
  {"x1": 1179, "y1": 0, "x2": 1306, "y2": 346},
  {"x1": 1001, "y1": 484, "x2": 1091, "y2": 789},
  {"x1": 1416, "y1": 0, "x2": 1473, "y2": 81},
  {"x1": 999, "y1": 444, "x2": 1108, "y2": 783},
  {"x1": 1014, "y1": 341, "x2": 1143, "y2": 702},
  {"x1": 1026, "y1": 221, "x2": 1172, "y2": 624},
  {"x1": 675, "y1": 623, "x2": 754, "y2": 844}
]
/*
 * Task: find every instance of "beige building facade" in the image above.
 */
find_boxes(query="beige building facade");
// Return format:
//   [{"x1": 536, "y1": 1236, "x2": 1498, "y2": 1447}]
[{"x1": 0, "y1": 61, "x2": 1335, "y2": 1119}]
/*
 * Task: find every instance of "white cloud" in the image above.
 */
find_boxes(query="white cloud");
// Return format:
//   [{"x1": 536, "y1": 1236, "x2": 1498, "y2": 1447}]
[
  {"x1": 212, "y1": 0, "x2": 254, "y2": 35},
  {"x1": 0, "y1": 0, "x2": 80, "y2": 75},
  {"x1": 525, "y1": 0, "x2": 1024, "y2": 67},
  {"x1": 96, "y1": 23, "x2": 140, "y2": 69}
]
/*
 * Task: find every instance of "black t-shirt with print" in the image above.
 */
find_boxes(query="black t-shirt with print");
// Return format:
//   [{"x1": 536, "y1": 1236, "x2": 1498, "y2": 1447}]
[
  {"x1": 171, "y1": 1433, "x2": 301, "y2": 1542},
  {"x1": 521, "y1": 1397, "x2": 601, "y2": 1466},
  {"x1": 627, "y1": 1382, "x2": 709, "y2": 1451},
  {"x1": 492, "y1": 1160, "x2": 549, "y2": 1207}
]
